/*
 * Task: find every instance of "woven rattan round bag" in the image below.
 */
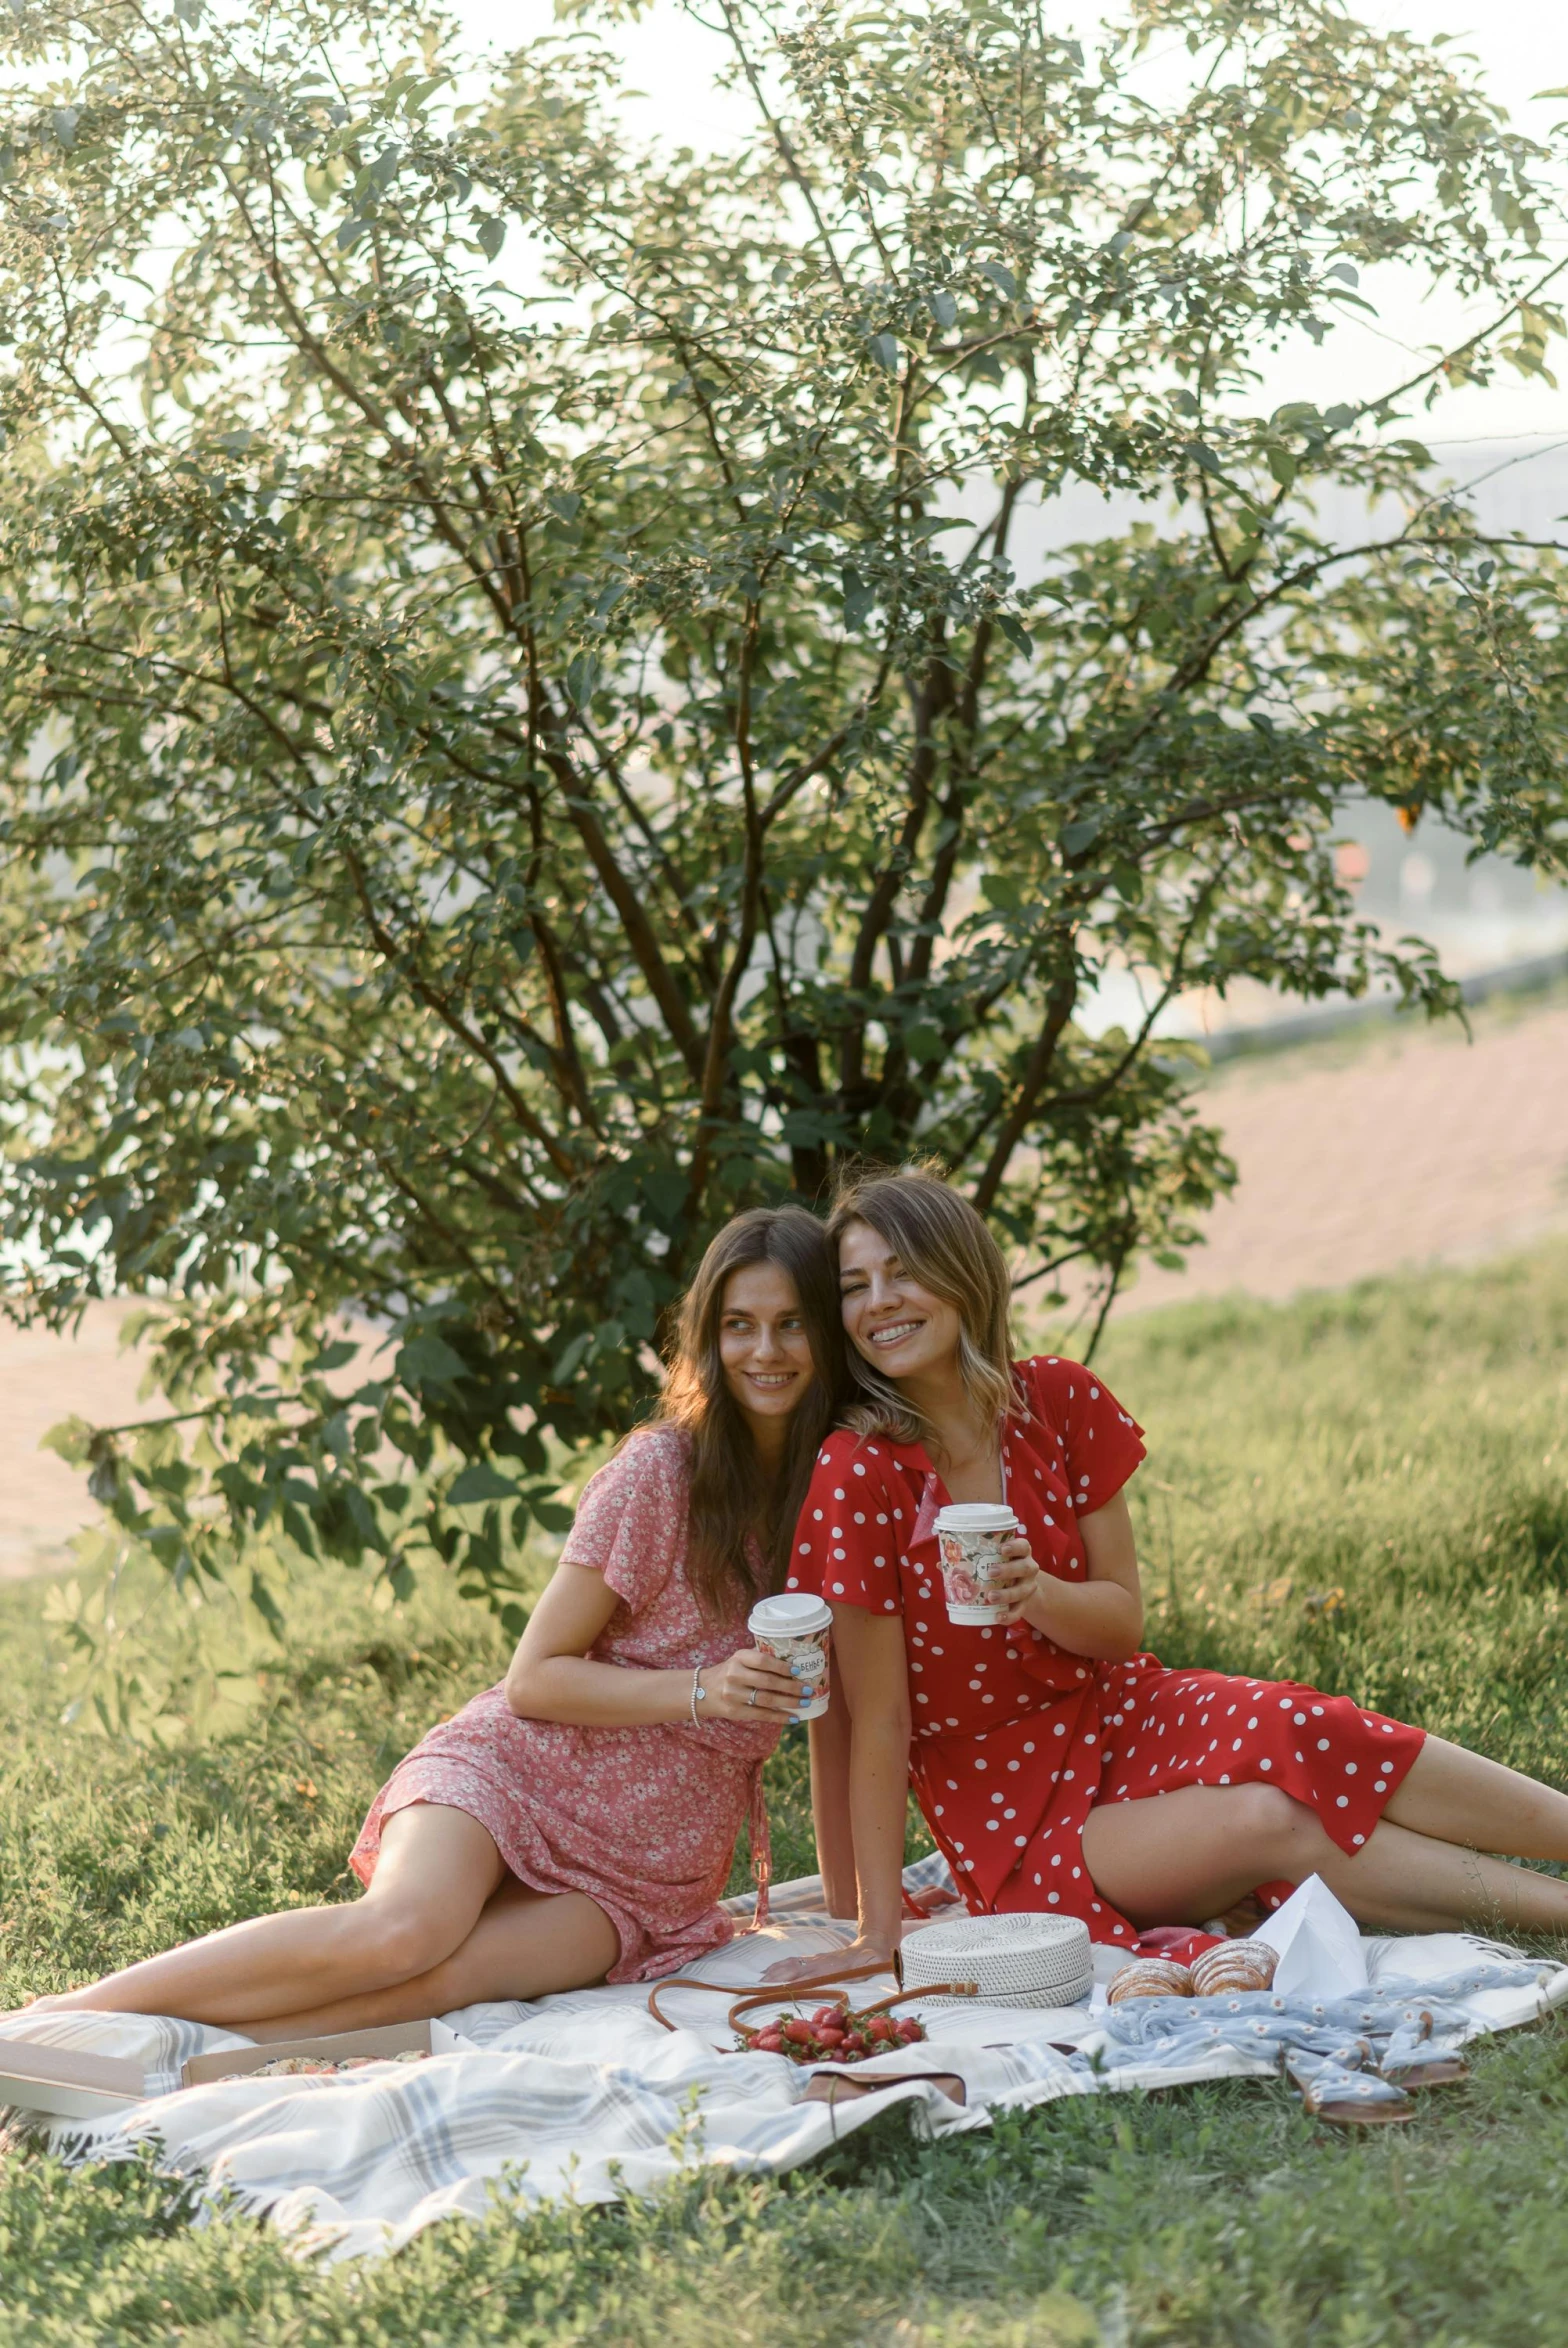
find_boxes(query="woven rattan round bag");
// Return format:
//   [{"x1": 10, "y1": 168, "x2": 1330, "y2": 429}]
[{"x1": 900, "y1": 1913, "x2": 1093, "y2": 2009}]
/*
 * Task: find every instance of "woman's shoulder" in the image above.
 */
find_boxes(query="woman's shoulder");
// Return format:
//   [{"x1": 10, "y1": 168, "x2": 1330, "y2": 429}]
[
  {"x1": 814, "y1": 1426, "x2": 868, "y2": 1467},
  {"x1": 1012, "y1": 1355, "x2": 1144, "y2": 1448},
  {"x1": 1014, "y1": 1353, "x2": 1089, "y2": 1405},
  {"x1": 574, "y1": 1423, "x2": 691, "y2": 1512},
  {"x1": 1017, "y1": 1352, "x2": 1089, "y2": 1383},
  {"x1": 621, "y1": 1419, "x2": 691, "y2": 1463},
  {"x1": 611, "y1": 1422, "x2": 692, "y2": 1487},
  {"x1": 1009, "y1": 1354, "x2": 1088, "y2": 1439},
  {"x1": 811, "y1": 1426, "x2": 915, "y2": 1480},
  {"x1": 563, "y1": 1423, "x2": 691, "y2": 1582}
]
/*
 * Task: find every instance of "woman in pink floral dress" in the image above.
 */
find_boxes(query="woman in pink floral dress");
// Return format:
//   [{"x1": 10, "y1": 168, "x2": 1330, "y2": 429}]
[{"x1": 35, "y1": 1207, "x2": 846, "y2": 2031}]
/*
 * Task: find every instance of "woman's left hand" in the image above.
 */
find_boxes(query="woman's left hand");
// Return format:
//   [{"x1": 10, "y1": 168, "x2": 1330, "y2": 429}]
[{"x1": 987, "y1": 1532, "x2": 1044, "y2": 1624}]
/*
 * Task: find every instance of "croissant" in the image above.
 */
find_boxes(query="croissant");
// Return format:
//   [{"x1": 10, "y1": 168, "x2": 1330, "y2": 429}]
[
  {"x1": 1191, "y1": 1940, "x2": 1278, "y2": 1997},
  {"x1": 1105, "y1": 1956, "x2": 1194, "y2": 2004}
]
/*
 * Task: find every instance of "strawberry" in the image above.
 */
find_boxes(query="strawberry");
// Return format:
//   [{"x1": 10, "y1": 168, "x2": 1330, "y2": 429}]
[
  {"x1": 781, "y1": 2018, "x2": 815, "y2": 2047},
  {"x1": 815, "y1": 2025, "x2": 847, "y2": 2048},
  {"x1": 810, "y1": 2007, "x2": 842, "y2": 2030},
  {"x1": 752, "y1": 2029, "x2": 784, "y2": 2052},
  {"x1": 895, "y1": 2018, "x2": 925, "y2": 2044}
]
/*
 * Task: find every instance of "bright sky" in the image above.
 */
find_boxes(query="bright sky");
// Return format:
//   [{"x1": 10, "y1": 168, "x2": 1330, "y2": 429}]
[{"x1": 452, "y1": 0, "x2": 1568, "y2": 446}]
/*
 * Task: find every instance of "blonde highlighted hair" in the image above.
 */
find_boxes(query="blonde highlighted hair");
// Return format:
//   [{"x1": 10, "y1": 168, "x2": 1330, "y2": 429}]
[{"x1": 826, "y1": 1166, "x2": 1018, "y2": 1445}]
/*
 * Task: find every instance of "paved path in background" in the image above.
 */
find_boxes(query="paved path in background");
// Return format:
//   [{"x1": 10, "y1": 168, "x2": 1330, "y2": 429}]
[
  {"x1": 0, "y1": 999, "x2": 1564, "y2": 1575},
  {"x1": 0, "y1": 1302, "x2": 146, "y2": 1578},
  {"x1": 1119, "y1": 998, "x2": 1568, "y2": 1315},
  {"x1": 0, "y1": 1307, "x2": 385, "y2": 1582}
]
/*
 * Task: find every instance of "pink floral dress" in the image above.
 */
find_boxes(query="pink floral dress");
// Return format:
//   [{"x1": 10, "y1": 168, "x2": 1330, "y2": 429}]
[{"x1": 349, "y1": 1427, "x2": 781, "y2": 1982}]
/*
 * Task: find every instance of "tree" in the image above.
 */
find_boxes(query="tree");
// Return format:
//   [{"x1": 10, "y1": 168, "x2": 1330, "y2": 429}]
[{"x1": 0, "y1": 0, "x2": 1565, "y2": 1640}]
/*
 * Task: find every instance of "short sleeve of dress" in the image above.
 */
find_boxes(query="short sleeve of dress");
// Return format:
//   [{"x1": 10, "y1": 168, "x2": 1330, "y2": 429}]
[
  {"x1": 559, "y1": 1427, "x2": 688, "y2": 1610},
  {"x1": 786, "y1": 1433, "x2": 906, "y2": 1617},
  {"x1": 1024, "y1": 1356, "x2": 1145, "y2": 1513}
]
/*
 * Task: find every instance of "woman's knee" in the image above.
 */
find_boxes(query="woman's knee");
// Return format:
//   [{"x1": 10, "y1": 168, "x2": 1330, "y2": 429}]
[
  {"x1": 339, "y1": 1899, "x2": 461, "y2": 1988},
  {"x1": 1228, "y1": 1782, "x2": 1319, "y2": 1866}
]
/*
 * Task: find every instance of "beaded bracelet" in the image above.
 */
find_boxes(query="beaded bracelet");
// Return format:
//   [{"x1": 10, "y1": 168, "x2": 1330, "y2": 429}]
[{"x1": 689, "y1": 1666, "x2": 708, "y2": 1727}]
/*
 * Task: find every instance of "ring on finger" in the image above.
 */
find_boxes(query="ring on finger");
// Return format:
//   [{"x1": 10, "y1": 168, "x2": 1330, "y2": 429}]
[{"x1": 747, "y1": 1687, "x2": 759, "y2": 1707}]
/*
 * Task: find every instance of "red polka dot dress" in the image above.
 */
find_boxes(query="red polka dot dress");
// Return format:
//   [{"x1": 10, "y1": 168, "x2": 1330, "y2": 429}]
[{"x1": 789, "y1": 1358, "x2": 1425, "y2": 1946}]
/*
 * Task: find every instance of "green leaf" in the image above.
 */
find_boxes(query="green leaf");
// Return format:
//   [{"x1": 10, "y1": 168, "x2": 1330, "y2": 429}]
[
  {"x1": 447, "y1": 1460, "x2": 519, "y2": 1508},
  {"x1": 551, "y1": 1332, "x2": 592, "y2": 1383},
  {"x1": 926, "y1": 289, "x2": 958, "y2": 330},
  {"x1": 41, "y1": 1415, "x2": 95, "y2": 1465},
  {"x1": 396, "y1": 1334, "x2": 468, "y2": 1389},
  {"x1": 642, "y1": 1168, "x2": 688, "y2": 1225},
  {"x1": 249, "y1": 1571, "x2": 286, "y2": 1636},
  {"x1": 981, "y1": 871, "x2": 1025, "y2": 912},
  {"x1": 476, "y1": 216, "x2": 506, "y2": 261},
  {"x1": 842, "y1": 565, "x2": 875, "y2": 629},
  {"x1": 868, "y1": 331, "x2": 900, "y2": 373}
]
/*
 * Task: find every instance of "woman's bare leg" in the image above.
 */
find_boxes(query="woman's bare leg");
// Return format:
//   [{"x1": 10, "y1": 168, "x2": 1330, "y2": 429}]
[
  {"x1": 27, "y1": 1806, "x2": 507, "y2": 2025},
  {"x1": 232, "y1": 1880, "x2": 621, "y2": 2041},
  {"x1": 1081, "y1": 1783, "x2": 1568, "y2": 1936},
  {"x1": 1383, "y1": 1735, "x2": 1568, "y2": 1858}
]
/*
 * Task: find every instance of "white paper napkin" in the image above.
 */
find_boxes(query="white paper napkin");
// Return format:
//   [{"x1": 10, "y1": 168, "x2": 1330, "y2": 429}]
[{"x1": 1251, "y1": 1875, "x2": 1368, "y2": 1999}]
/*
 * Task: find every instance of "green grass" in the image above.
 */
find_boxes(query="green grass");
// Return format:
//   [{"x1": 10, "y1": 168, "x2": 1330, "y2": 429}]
[{"x1": 3, "y1": 1241, "x2": 1568, "y2": 2344}]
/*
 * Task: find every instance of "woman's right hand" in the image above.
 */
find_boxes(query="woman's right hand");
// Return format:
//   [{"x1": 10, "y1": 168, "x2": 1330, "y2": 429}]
[
  {"x1": 697, "y1": 1645, "x2": 811, "y2": 1723},
  {"x1": 762, "y1": 1934, "x2": 899, "y2": 1985}
]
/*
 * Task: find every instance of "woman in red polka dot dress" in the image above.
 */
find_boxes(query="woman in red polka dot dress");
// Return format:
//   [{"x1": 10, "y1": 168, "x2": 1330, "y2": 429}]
[{"x1": 790, "y1": 1168, "x2": 1568, "y2": 1971}]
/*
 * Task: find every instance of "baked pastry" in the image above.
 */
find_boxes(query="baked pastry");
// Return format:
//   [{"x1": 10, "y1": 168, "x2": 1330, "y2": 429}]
[
  {"x1": 1106, "y1": 1957, "x2": 1193, "y2": 2004},
  {"x1": 1191, "y1": 1940, "x2": 1277, "y2": 1997}
]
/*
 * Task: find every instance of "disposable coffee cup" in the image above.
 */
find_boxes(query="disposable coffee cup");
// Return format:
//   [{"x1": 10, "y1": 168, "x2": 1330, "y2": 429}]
[
  {"x1": 747, "y1": 1592, "x2": 832, "y2": 1720},
  {"x1": 934, "y1": 1503, "x2": 1018, "y2": 1624}
]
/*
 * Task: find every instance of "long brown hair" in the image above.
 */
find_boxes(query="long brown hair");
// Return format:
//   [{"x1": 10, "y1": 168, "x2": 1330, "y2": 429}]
[
  {"x1": 654, "y1": 1206, "x2": 845, "y2": 1619},
  {"x1": 827, "y1": 1166, "x2": 1017, "y2": 1446}
]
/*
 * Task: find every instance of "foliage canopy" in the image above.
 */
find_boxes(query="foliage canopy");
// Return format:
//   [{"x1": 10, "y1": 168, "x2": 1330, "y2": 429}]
[{"x1": 0, "y1": 0, "x2": 1565, "y2": 1633}]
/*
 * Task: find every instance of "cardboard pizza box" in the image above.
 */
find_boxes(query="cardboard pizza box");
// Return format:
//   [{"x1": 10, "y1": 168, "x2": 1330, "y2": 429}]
[
  {"x1": 0, "y1": 2038, "x2": 147, "y2": 2122},
  {"x1": 181, "y1": 2017, "x2": 433, "y2": 2088}
]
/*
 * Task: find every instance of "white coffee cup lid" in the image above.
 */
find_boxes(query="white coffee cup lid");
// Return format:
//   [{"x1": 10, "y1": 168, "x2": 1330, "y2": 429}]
[
  {"x1": 934, "y1": 1503, "x2": 1016, "y2": 1533},
  {"x1": 749, "y1": 1591, "x2": 832, "y2": 1638}
]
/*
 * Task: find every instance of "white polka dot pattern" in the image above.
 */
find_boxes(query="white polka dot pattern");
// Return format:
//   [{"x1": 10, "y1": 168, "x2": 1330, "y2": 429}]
[{"x1": 790, "y1": 1358, "x2": 1426, "y2": 1946}]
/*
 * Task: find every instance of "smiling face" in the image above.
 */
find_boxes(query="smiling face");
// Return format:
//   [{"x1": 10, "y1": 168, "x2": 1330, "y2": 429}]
[
  {"x1": 836, "y1": 1217, "x2": 964, "y2": 1384},
  {"x1": 717, "y1": 1260, "x2": 817, "y2": 1431}
]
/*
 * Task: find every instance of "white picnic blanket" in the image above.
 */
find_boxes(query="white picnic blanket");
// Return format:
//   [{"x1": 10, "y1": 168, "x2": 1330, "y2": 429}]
[{"x1": 4, "y1": 1855, "x2": 1565, "y2": 2263}]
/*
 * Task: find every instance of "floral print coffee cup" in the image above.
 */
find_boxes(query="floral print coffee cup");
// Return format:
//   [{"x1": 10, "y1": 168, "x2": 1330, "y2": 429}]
[
  {"x1": 934, "y1": 1503, "x2": 1018, "y2": 1624},
  {"x1": 747, "y1": 1592, "x2": 832, "y2": 1719}
]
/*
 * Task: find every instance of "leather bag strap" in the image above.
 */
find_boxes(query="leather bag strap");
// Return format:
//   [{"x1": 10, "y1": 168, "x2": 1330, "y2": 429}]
[
  {"x1": 646, "y1": 1954, "x2": 891, "y2": 2034},
  {"x1": 646, "y1": 1956, "x2": 980, "y2": 2036}
]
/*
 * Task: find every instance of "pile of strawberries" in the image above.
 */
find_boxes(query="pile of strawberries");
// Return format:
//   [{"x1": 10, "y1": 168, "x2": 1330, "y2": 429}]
[{"x1": 740, "y1": 2004, "x2": 927, "y2": 2065}]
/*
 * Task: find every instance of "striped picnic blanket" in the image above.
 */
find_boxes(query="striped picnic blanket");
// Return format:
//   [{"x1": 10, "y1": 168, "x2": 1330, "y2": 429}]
[{"x1": 2, "y1": 1855, "x2": 1563, "y2": 2263}]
